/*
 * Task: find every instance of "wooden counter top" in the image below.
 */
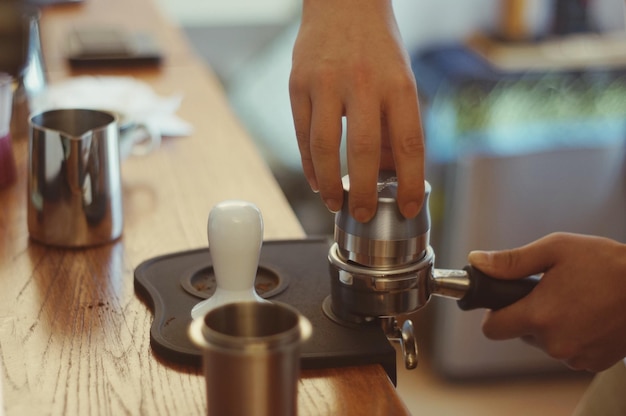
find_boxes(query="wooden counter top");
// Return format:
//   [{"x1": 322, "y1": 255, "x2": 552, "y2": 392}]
[{"x1": 0, "y1": 0, "x2": 410, "y2": 414}]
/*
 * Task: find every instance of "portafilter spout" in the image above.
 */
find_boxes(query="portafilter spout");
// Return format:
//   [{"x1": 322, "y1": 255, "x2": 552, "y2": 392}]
[{"x1": 326, "y1": 172, "x2": 539, "y2": 370}]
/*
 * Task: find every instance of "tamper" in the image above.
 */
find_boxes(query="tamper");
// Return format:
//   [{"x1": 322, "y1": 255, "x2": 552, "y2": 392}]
[
  {"x1": 325, "y1": 171, "x2": 539, "y2": 370},
  {"x1": 190, "y1": 200, "x2": 266, "y2": 319},
  {"x1": 188, "y1": 201, "x2": 312, "y2": 416}
]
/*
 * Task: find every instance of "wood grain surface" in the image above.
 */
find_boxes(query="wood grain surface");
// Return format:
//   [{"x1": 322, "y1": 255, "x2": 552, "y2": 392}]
[{"x1": 0, "y1": 0, "x2": 410, "y2": 414}]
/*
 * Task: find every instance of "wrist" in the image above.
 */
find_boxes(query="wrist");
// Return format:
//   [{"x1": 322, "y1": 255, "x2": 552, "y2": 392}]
[{"x1": 301, "y1": 0, "x2": 394, "y2": 22}]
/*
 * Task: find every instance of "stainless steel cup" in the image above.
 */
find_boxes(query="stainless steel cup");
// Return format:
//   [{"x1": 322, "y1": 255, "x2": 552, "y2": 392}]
[
  {"x1": 28, "y1": 109, "x2": 123, "y2": 247},
  {"x1": 189, "y1": 301, "x2": 312, "y2": 416}
]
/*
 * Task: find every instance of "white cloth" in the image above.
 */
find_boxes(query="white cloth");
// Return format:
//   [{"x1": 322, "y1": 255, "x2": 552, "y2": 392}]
[
  {"x1": 0, "y1": 359, "x2": 4, "y2": 416},
  {"x1": 573, "y1": 361, "x2": 626, "y2": 416},
  {"x1": 31, "y1": 75, "x2": 193, "y2": 138}
]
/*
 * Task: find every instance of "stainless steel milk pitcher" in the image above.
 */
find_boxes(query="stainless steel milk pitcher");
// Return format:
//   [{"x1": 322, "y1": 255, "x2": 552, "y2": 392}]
[{"x1": 28, "y1": 109, "x2": 123, "y2": 247}]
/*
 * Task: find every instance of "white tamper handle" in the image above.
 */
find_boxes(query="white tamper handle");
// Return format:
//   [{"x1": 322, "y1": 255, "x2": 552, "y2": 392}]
[{"x1": 191, "y1": 200, "x2": 266, "y2": 319}]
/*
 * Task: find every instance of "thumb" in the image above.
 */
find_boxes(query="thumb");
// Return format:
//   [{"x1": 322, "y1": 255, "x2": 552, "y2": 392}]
[{"x1": 468, "y1": 241, "x2": 552, "y2": 280}]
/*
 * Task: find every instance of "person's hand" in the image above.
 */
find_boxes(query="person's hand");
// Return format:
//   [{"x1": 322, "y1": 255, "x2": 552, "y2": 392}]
[
  {"x1": 289, "y1": 0, "x2": 425, "y2": 222},
  {"x1": 468, "y1": 232, "x2": 626, "y2": 372}
]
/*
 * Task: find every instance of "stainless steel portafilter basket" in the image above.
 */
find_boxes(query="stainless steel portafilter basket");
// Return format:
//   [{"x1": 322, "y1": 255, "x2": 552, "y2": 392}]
[{"x1": 324, "y1": 171, "x2": 539, "y2": 370}]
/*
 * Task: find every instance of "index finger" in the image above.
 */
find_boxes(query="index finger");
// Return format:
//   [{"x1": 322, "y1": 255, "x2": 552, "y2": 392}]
[
  {"x1": 289, "y1": 74, "x2": 317, "y2": 192},
  {"x1": 384, "y1": 79, "x2": 425, "y2": 218},
  {"x1": 308, "y1": 92, "x2": 345, "y2": 213},
  {"x1": 345, "y1": 97, "x2": 382, "y2": 223},
  {"x1": 481, "y1": 305, "x2": 536, "y2": 341}
]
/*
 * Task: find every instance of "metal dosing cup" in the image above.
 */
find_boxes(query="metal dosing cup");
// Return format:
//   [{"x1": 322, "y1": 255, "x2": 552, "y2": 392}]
[
  {"x1": 27, "y1": 109, "x2": 123, "y2": 247},
  {"x1": 189, "y1": 301, "x2": 312, "y2": 416}
]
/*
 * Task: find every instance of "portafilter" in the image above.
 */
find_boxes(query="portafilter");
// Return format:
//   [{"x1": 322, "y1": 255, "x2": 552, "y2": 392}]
[{"x1": 324, "y1": 171, "x2": 539, "y2": 370}]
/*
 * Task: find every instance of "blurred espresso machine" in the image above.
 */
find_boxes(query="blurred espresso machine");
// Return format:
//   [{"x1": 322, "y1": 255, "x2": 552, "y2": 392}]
[{"x1": 430, "y1": 145, "x2": 626, "y2": 378}]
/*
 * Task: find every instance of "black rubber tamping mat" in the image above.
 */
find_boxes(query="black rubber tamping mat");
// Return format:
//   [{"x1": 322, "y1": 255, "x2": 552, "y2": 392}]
[{"x1": 134, "y1": 237, "x2": 397, "y2": 384}]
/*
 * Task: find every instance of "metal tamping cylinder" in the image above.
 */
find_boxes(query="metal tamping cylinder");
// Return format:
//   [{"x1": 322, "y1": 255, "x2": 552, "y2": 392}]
[{"x1": 333, "y1": 171, "x2": 431, "y2": 268}]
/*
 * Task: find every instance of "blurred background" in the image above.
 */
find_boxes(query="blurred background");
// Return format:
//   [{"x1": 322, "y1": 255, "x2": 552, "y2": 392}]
[{"x1": 154, "y1": 0, "x2": 626, "y2": 413}]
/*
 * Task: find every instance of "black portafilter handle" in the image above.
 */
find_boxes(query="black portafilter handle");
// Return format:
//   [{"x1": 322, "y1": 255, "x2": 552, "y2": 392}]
[{"x1": 457, "y1": 265, "x2": 541, "y2": 311}]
